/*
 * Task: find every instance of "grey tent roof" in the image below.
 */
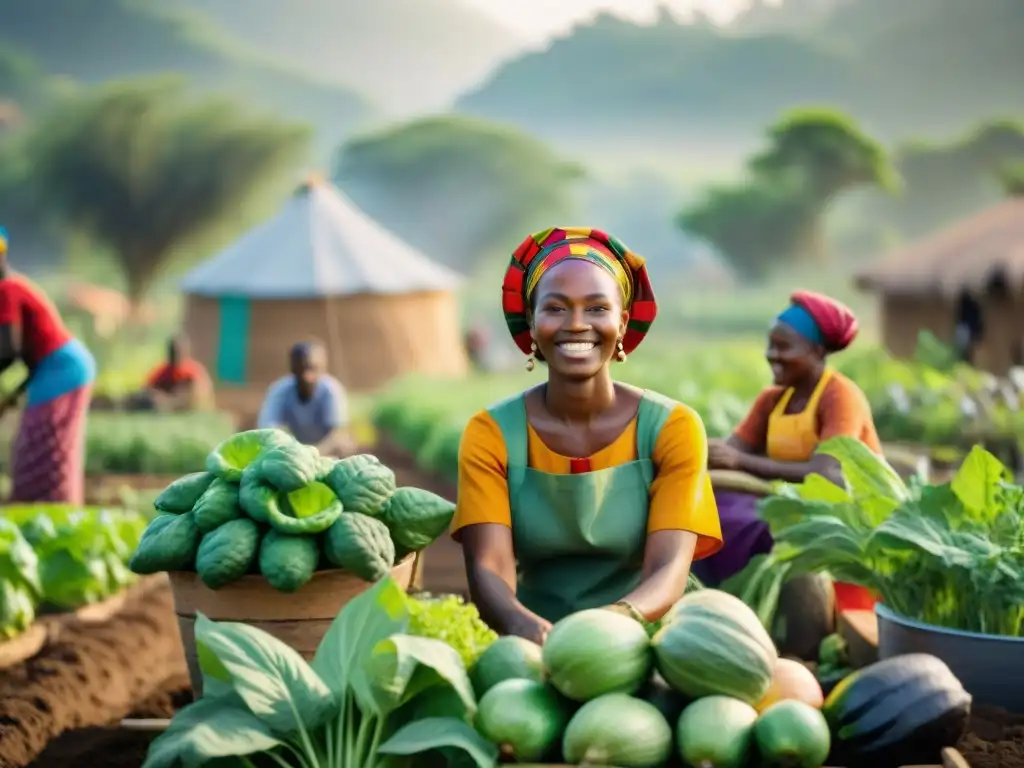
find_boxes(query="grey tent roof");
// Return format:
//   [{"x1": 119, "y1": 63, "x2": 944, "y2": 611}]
[{"x1": 180, "y1": 179, "x2": 463, "y2": 298}]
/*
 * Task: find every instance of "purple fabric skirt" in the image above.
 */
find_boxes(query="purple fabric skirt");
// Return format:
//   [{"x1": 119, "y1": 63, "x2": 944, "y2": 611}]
[{"x1": 691, "y1": 490, "x2": 774, "y2": 587}]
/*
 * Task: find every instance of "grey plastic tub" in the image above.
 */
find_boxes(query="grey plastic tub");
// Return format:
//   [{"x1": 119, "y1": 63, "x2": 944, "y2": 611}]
[{"x1": 876, "y1": 603, "x2": 1024, "y2": 713}]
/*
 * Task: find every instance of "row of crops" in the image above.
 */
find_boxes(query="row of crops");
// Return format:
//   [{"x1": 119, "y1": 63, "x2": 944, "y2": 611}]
[
  {"x1": 372, "y1": 336, "x2": 1024, "y2": 481},
  {"x1": 0, "y1": 411, "x2": 237, "y2": 477}
]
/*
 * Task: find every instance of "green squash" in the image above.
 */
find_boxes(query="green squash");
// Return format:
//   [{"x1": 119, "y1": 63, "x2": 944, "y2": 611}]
[
  {"x1": 754, "y1": 699, "x2": 831, "y2": 768},
  {"x1": 653, "y1": 589, "x2": 777, "y2": 706},
  {"x1": 476, "y1": 679, "x2": 570, "y2": 762},
  {"x1": 677, "y1": 696, "x2": 757, "y2": 768},
  {"x1": 543, "y1": 609, "x2": 652, "y2": 702},
  {"x1": 563, "y1": 693, "x2": 672, "y2": 767},
  {"x1": 469, "y1": 635, "x2": 544, "y2": 698}
]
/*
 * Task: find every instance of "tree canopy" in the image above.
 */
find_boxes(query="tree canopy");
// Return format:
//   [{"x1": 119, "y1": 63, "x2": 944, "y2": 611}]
[
  {"x1": 679, "y1": 108, "x2": 897, "y2": 280},
  {"x1": 25, "y1": 76, "x2": 311, "y2": 303},
  {"x1": 334, "y1": 116, "x2": 583, "y2": 273}
]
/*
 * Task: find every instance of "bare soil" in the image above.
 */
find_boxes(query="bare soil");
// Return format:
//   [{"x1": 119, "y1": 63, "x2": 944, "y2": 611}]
[{"x1": 0, "y1": 578, "x2": 188, "y2": 768}]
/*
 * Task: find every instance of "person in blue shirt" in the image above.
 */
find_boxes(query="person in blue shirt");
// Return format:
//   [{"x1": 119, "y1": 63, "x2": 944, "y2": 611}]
[{"x1": 257, "y1": 340, "x2": 355, "y2": 457}]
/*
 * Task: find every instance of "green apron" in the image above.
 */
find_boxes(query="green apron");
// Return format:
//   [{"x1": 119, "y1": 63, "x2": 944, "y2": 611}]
[{"x1": 487, "y1": 388, "x2": 675, "y2": 623}]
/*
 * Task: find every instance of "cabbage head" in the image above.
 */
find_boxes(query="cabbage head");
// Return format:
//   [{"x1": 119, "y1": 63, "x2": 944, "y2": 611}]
[
  {"x1": 206, "y1": 429, "x2": 293, "y2": 482},
  {"x1": 239, "y1": 477, "x2": 341, "y2": 535}
]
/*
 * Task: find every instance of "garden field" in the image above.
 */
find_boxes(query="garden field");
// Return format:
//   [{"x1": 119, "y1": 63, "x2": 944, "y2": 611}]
[{"x1": 373, "y1": 337, "x2": 1024, "y2": 483}]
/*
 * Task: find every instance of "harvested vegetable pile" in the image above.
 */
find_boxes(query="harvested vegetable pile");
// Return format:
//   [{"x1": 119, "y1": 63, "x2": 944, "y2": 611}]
[
  {"x1": 0, "y1": 505, "x2": 146, "y2": 640},
  {"x1": 128, "y1": 428, "x2": 455, "y2": 592},
  {"x1": 467, "y1": 589, "x2": 973, "y2": 768}
]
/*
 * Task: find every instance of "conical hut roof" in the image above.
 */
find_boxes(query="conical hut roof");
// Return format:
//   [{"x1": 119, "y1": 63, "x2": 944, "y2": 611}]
[{"x1": 180, "y1": 176, "x2": 463, "y2": 297}]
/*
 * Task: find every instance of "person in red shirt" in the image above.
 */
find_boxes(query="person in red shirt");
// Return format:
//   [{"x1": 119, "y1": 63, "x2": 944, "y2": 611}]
[
  {"x1": 131, "y1": 335, "x2": 212, "y2": 412},
  {"x1": 0, "y1": 226, "x2": 96, "y2": 504}
]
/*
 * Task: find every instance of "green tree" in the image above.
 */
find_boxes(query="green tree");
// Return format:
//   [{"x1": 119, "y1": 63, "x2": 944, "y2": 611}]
[
  {"x1": 678, "y1": 173, "x2": 817, "y2": 280},
  {"x1": 750, "y1": 108, "x2": 899, "y2": 202},
  {"x1": 25, "y1": 76, "x2": 310, "y2": 305},
  {"x1": 334, "y1": 115, "x2": 583, "y2": 273},
  {"x1": 1000, "y1": 163, "x2": 1024, "y2": 197},
  {"x1": 678, "y1": 108, "x2": 896, "y2": 279}
]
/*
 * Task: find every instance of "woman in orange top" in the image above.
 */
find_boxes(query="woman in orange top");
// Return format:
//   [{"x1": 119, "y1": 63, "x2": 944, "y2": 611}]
[
  {"x1": 699, "y1": 291, "x2": 879, "y2": 609},
  {"x1": 452, "y1": 227, "x2": 722, "y2": 644}
]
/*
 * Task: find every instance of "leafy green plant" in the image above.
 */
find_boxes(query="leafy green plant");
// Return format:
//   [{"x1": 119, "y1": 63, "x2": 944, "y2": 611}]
[
  {"x1": 0, "y1": 518, "x2": 42, "y2": 639},
  {"x1": 143, "y1": 577, "x2": 498, "y2": 768},
  {"x1": 407, "y1": 593, "x2": 497, "y2": 669},
  {"x1": 753, "y1": 438, "x2": 1024, "y2": 636},
  {"x1": 0, "y1": 505, "x2": 146, "y2": 637}
]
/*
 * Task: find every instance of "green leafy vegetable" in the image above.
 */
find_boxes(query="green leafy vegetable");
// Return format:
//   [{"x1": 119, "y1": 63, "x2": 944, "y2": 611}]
[
  {"x1": 205, "y1": 429, "x2": 292, "y2": 483},
  {"x1": 753, "y1": 441, "x2": 1024, "y2": 636},
  {"x1": 143, "y1": 577, "x2": 498, "y2": 768},
  {"x1": 192, "y1": 478, "x2": 243, "y2": 533},
  {"x1": 129, "y1": 511, "x2": 202, "y2": 574},
  {"x1": 154, "y1": 471, "x2": 215, "y2": 514},
  {"x1": 407, "y1": 593, "x2": 498, "y2": 669},
  {"x1": 323, "y1": 512, "x2": 395, "y2": 582},
  {"x1": 239, "y1": 477, "x2": 342, "y2": 535},
  {"x1": 246, "y1": 442, "x2": 319, "y2": 492}
]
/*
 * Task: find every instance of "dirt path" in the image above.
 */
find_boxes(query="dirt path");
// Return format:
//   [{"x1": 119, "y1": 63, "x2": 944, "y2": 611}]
[{"x1": 0, "y1": 578, "x2": 187, "y2": 768}]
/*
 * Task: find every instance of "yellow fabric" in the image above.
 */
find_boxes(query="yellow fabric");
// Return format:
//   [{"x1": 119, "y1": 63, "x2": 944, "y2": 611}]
[
  {"x1": 453, "y1": 404, "x2": 723, "y2": 559},
  {"x1": 766, "y1": 367, "x2": 835, "y2": 462}
]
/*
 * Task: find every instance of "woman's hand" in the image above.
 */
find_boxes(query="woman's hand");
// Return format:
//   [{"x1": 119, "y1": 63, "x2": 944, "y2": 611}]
[
  {"x1": 505, "y1": 610, "x2": 552, "y2": 645},
  {"x1": 708, "y1": 440, "x2": 743, "y2": 470}
]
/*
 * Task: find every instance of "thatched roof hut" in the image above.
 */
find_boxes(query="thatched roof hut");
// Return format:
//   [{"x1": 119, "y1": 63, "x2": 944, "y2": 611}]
[
  {"x1": 855, "y1": 198, "x2": 1024, "y2": 373},
  {"x1": 180, "y1": 177, "x2": 468, "y2": 402}
]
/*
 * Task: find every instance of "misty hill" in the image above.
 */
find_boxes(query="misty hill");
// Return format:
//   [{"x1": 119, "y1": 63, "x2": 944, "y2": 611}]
[
  {"x1": 456, "y1": 0, "x2": 1024, "y2": 155},
  {"x1": 0, "y1": 0, "x2": 376, "y2": 153},
  {"x1": 171, "y1": 0, "x2": 526, "y2": 113}
]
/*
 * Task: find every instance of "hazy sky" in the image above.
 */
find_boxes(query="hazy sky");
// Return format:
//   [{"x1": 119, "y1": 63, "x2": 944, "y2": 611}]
[{"x1": 458, "y1": 0, "x2": 761, "y2": 41}]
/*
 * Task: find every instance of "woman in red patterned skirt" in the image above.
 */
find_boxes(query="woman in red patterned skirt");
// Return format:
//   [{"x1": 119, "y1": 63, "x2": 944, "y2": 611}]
[{"x1": 0, "y1": 226, "x2": 96, "y2": 504}]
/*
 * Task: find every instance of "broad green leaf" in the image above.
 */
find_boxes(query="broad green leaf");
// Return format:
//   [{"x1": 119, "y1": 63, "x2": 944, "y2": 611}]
[
  {"x1": 142, "y1": 694, "x2": 282, "y2": 768},
  {"x1": 758, "y1": 496, "x2": 836, "y2": 532},
  {"x1": 0, "y1": 520, "x2": 41, "y2": 596},
  {"x1": 869, "y1": 513, "x2": 975, "y2": 569},
  {"x1": 793, "y1": 473, "x2": 852, "y2": 504},
  {"x1": 951, "y1": 445, "x2": 1010, "y2": 521},
  {"x1": 364, "y1": 634, "x2": 477, "y2": 717},
  {"x1": 773, "y1": 517, "x2": 865, "y2": 559},
  {"x1": 193, "y1": 613, "x2": 334, "y2": 734},
  {"x1": 377, "y1": 717, "x2": 499, "y2": 768},
  {"x1": 311, "y1": 576, "x2": 410, "y2": 706},
  {"x1": 817, "y1": 436, "x2": 909, "y2": 508}
]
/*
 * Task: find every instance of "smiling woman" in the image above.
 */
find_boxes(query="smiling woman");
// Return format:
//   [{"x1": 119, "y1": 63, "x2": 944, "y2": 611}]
[{"x1": 451, "y1": 227, "x2": 723, "y2": 644}]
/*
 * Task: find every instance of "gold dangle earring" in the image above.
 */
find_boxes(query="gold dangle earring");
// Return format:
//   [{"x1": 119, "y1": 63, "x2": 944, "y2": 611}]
[
  {"x1": 525, "y1": 340, "x2": 538, "y2": 372},
  {"x1": 616, "y1": 339, "x2": 627, "y2": 363}
]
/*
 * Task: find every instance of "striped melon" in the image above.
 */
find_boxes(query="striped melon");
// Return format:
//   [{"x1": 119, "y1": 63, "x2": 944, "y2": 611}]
[{"x1": 652, "y1": 589, "x2": 778, "y2": 705}]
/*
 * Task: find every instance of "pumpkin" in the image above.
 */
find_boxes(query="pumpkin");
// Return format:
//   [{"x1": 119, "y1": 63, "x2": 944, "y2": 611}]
[{"x1": 756, "y1": 658, "x2": 824, "y2": 711}]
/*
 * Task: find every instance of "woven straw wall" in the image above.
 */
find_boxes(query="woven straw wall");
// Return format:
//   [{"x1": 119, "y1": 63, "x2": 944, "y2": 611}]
[{"x1": 184, "y1": 291, "x2": 468, "y2": 399}]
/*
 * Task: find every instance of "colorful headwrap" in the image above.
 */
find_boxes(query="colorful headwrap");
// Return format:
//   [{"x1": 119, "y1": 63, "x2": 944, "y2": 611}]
[
  {"x1": 777, "y1": 290, "x2": 858, "y2": 353},
  {"x1": 0, "y1": 226, "x2": 7, "y2": 256},
  {"x1": 502, "y1": 227, "x2": 657, "y2": 356}
]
